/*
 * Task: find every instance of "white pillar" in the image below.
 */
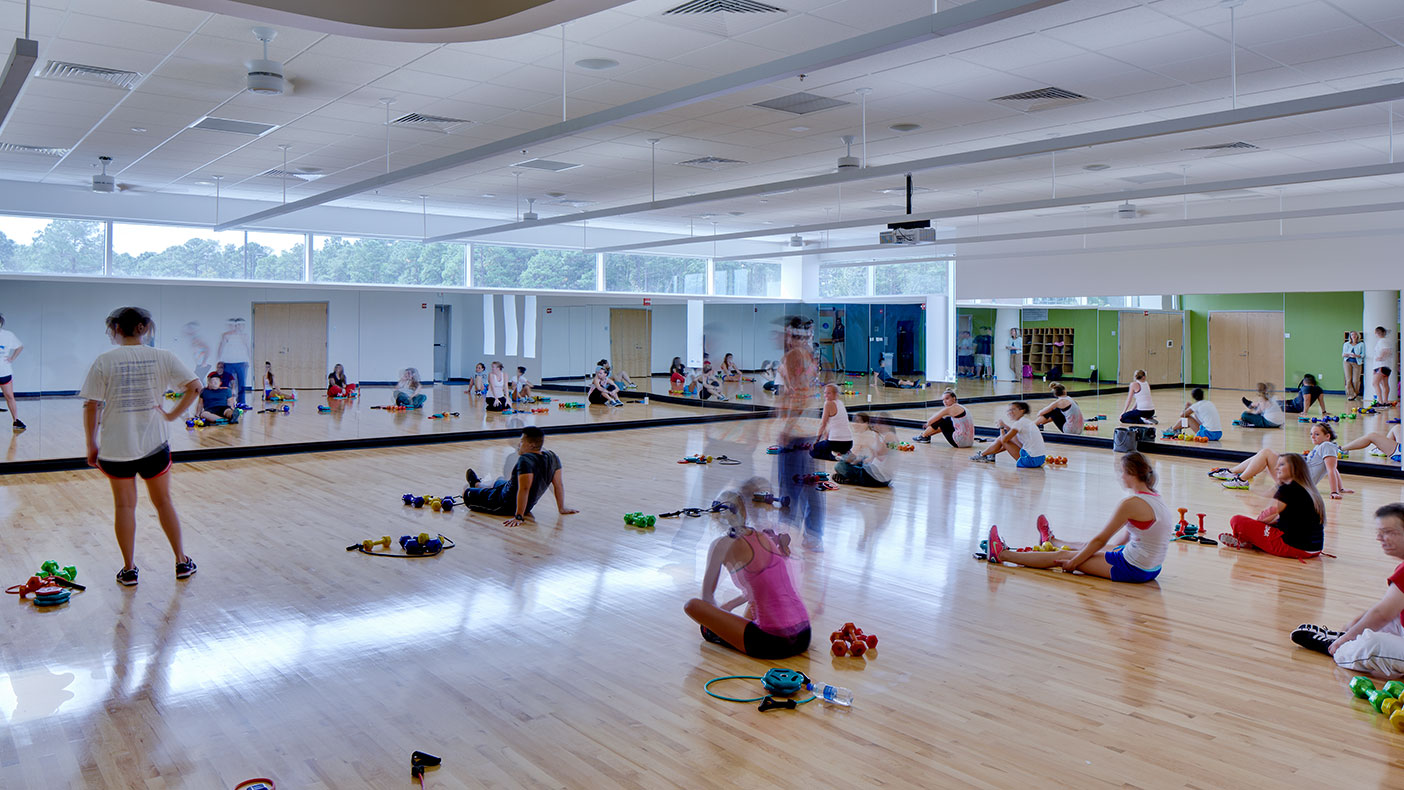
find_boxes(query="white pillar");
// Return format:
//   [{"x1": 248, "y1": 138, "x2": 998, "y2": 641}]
[
  {"x1": 994, "y1": 307, "x2": 1020, "y2": 383},
  {"x1": 1364, "y1": 290, "x2": 1398, "y2": 403},
  {"x1": 925, "y1": 295, "x2": 952, "y2": 384},
  {"x1": 686, "y1": 299, "x2": 704, "y2": 368}
]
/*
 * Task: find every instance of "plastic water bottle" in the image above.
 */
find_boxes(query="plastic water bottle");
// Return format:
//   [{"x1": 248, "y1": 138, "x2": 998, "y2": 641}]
[{"x1": 806, "y1": 680, "x2": 853, "y2": 706}]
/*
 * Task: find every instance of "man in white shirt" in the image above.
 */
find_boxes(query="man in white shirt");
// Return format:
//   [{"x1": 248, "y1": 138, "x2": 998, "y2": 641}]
[
  {"x1": 0, "y1": 313, "x2": 25, "y2": 430},
  {"x1": 217, "y1": 317, "x2": 252, "y2": 407},
  {"x1": 1172, "y1": 388, "x2": 1223, "y2": 441}
]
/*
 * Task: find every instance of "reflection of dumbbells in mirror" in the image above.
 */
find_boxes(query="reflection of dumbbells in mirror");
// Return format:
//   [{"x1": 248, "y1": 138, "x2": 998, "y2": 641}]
[
  {"x1": 399, "y1": 532, "x2": 445, "y2": 555},
  {"x1": 1349, "y1": 676, "x2": 1404, "y2": 730},
  {"x1": 679, "y1": 455, "x2": 714, "y2": 465},
  {"x1": 752, "y1": 491, "x2": 791, "y2": 509},
  {"x1": 427, "y1": 412, "x2": 461, "y2": 420},
  {"x1": 792, "y1": 472, "x2": 829, "y2": 484},
  {"x1": 623, "y1": 512, "x2": 656, "y2": 530},
  {"x1": 736, "y1": 393, "x2": 752, "y2": 399},
  {"x1": 530, "y1": 408, "x2": 549, "y2": 414}
]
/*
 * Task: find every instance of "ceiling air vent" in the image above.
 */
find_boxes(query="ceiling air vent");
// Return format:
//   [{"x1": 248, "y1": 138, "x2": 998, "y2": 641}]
[
  {"x1": 676, "y1": 155, "x2": 748, "y2": 171},
  {"x1": 261, "y1": 168, "x2": 325, "y2": 182},
  {"x1": 0, "y1": 142, "x2": 68, "y2": 157},
  {"x1": 513, "y1": 158, "x2": 582, "y2": 172},
  {"x1": 389, "y1": 112, "x2": 471, "y2": 133},
  {"x1": 37, "y1": 60, "x2": 142, "y2": 90},
  {"x1": 753, "y1": 92, "x2": 851, "y2": 115},
  {"x1": 189, "y1": 116, "x2": 279, "y2": 136},
  {"x1": 1183, "y1": 141, "x2": 1261, "y2": 155},
  {"x1": 990, "y1": 86, "x2": 1090, "y2": 112},
  {"x1": 665, "y1": 0, "x2": 785, "y2": 12}
]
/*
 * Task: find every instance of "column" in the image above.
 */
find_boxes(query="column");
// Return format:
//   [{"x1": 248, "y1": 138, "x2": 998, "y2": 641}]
[{"x1": 1363, "y1": 290, "x2": 1399, "y2": 404}]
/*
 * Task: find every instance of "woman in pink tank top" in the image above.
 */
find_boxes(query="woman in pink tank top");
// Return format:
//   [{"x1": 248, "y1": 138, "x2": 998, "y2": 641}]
[{"x1": 684, "y1": 481, "x2": 812, "y2": 659}]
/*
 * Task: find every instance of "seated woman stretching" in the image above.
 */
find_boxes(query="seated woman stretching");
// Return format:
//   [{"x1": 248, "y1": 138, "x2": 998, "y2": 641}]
[
  {"x1": 695, "y1": 362, "x2": 728, "y2": 402},
  {"x1": 875, "y1": 354, "x2": 922, "y2": 388},
  {"x1": 262, "y1": 361, "x2": 294, "y2": 401},
  {"x1": 327, "y1": 363, "x2": 357, "y2": 398},
  {"x1": 510, "y1": 366, "x2": 534, "y2": 402},
  {"x1": 1119, "y1": 369, "x2": 1157, "y2": 424},
  {"x1": 1168, "y1": 388, "x2": 1224, "y2": 440},
  {"x1": 669, "y1": 356, "x2": 687, "y2": 389},
  {"x1": 599, "y1": 359, "x2": 636, "y2": 390},
  {"x1": 1237, "y1": 382, "x2": 1285, "y2": 428},
  {"x1": 983, "y1": 451, "x2": 1170, "y2": 584},
  {"x1": 970, "y1": 401, "x2": 1046, "y2": 468},
  {"x1": 586, "y1": 368, "x2": 623, "y2": 406},
  {"x1": 1341, "y1": 424, "x2": 1403, "y2": 463},
  {"x1": 485, "y1": 361, "x2": 510, "y2": 411},
  {"x1": 760, "y1": 359, "x2": 781, "y2": 393},
  {"x1": 1284, "y1": 373, "x2": 1328, "y2": 416},
  {"x1": 1220, "y1": 453, "x2": 1324, "y2": 559},
  {"x1": 810, "y1": 384, "x2": 853, "y2": 460},
  {"x1": 913, "y1": 389, "x2": 975, "y2": 448},
  {"x1": 718, "y1": 352, "x2": 742, "y2": 382},
  {"x1": 394, "y1": 368, "x2": 427, "y2": 409},
  {"x1": 468, "y1": 362, "x2": 487, "y2": 398},
  {"x1": 197, "y1": 372, "x2": 240, "y2": 424},
  {"x1": 683, "y1": 480, "x2": 811, "y2": 659},
  {"x1": 1209, "y1": 423, "x2": 1351, "y2": 498},
  {"x1": 833, "y1": 414, "x2": 892, "y2": 487},
  {"x1": 1034, "y1": 383, "x2": 1085, "y2": 434}
]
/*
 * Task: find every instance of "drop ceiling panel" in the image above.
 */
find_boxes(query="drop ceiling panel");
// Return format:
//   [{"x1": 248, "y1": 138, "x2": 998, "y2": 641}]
[{"x1": 582, "y1": 18, "x2": 720, "y2": 60}]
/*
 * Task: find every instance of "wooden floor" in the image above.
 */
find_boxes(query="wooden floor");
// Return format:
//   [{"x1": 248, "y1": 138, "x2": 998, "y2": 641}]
[
  {"x1": 5, "y1": 414, "x2": 1404, "y2": 788},
  {"x1": 889, "y1": 386, "x2": 1404, "y2": 469},
  {"x1": 0, "y1": 385, "x2": 726, "y2": 464}
]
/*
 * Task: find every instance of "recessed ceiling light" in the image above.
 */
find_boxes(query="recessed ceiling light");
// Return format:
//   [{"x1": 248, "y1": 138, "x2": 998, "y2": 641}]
[
  {"x1": 130, "y1": 126, "x2": 146, "y2": 133},
  {"x1": 575, "y1": 58, "x2": 619, "y2": 71},
  {"x1": 788, "y1": 126, "x2": 810, "y2": 132},
  {"x1": 195, "y1": 180, "x2": 213, "y2": 185},
  {"x1": 546, "y1": 191, "x2": 566, "y2": 198},
  {"x1": 1083, "y1": 163, "x2": 1111, "y2": 171},
  {"x1": 480, "y1": 193, "x2": 496, "y2": 198},
  {"x1": 889, "y1": 123, "x2": 921, "y2": 133}
]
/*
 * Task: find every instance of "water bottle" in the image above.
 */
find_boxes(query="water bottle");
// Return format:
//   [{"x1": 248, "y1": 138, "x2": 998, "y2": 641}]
[{"x1": 806, "y1": 680, "x2": 853, "y2": 707}]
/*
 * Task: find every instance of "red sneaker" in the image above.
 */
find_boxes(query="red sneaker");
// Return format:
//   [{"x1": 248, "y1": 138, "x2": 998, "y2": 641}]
[
  {"x1": 1036, "y1": 515, "x2": 1053, "y2": 545},
  {"x1": 986, "y1": 525, "x2": 1006, "y2": 564}
]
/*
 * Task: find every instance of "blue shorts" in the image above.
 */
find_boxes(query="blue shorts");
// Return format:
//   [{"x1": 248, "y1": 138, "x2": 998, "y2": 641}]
[
  {"x1": 1016, "y1": 450, "x2": 1045, "y2": 469},
  {"x1": 1197, "y1": 427, "x2": 1223, "y2": 441},
  {"x1": 1104, "y1": 547, "x2": 1160, "y2": 583}
]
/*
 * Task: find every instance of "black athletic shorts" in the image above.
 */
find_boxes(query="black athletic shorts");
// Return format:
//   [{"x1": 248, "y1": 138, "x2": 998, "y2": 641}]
[
  {"x1": 743, "y1": 623, "x2": 811, "y2": 660},
  {"x1": 0, "y1": 375, "x2": 10, "y2": 385},
  {"x1": 1377, "y1": 367, "x2": 1393, "y2": 377},
  {"x1": 97, "y1": 444, "x2": 172, "y2": 480},
  {"x1": 588, "y1": 390, "x2": 608, "y2": 404}
]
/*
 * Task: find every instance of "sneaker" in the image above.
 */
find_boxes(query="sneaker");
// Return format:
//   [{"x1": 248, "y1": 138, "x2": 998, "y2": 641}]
[
  {"x1": 1221, "y1": 477, "x2": 1249, "y2": 490},
  {"x1": 700, "y1": 625, "x2": 727, "y2": 645},
  {"x1": 1143, "y1": 416, "x2": 1159, "y2": 425},
  {"x1": 465, "y1": 468, "x2": 481, "y2": 488},
  {"x1": 1036, "y1": 515, "x2": 1053, "y2": 545},
  {"x1": 801, "y1": 535, "x2": 824, "y2": 553},
  {"x1": 970, "y1": 453, "x2": 994, "y2": 463},
  {"x1": 1161, "y1": 430, "x2": 1177, "y2": 439},
  {"x1": 116, "y1": 567, "x2": 139, "y2": 586},
  {"x1": 1217, "y1": 532, "x2": 1246, "y2": 549},
  {"x1": 175, "y1": 556, "x2": 197, "y2": 579},
  {"x1": 1290, "y1": 625, "x2": 1340, "y2": 655},
  {"x1": 228, "y1": 410, "x2": 240, "y2": 425},
  {"x1": 912, "y1": 435, "x2": 931, "y2": 444},
  {"x1": 12, "y1": 419, "x2": 25, "y2": 431},
  {"x1": 1207, "y1": 468, "x2": 1234, "y2": 480},
  {"x1": 986, "y1": 525, "x2": 1006, "y2": 564}
]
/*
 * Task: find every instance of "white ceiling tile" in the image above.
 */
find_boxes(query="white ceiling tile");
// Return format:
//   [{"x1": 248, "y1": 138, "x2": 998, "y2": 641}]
[
  {"x1": 582, "y1": 18, "x2": 717, "y2": 60},
  {"x1": 951, "y1": 33, "x2": 1088, "y2": 72}
]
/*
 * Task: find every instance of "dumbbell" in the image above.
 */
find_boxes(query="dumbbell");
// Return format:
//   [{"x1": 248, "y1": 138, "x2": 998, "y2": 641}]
[
  {"x1": 440, "y1": 496, "x2": 456, "y2": 512},
  {"x1": 430, "y1": 496, "x2": 443, "y2": 512},
  {"x1": 752, "y1": 491, "x2": 791, "y2": 508},
  {"x1": 361, "y1": 536, "x2": 392, "y2": 552}
]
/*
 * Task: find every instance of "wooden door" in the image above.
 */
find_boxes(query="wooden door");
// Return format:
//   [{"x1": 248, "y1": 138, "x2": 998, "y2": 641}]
[
  {"x1": 1247, "y1": 311, "x2": 1285, "y2": 389},
  {"x1": 1118, "y1": 312, "x2": 1147, "y2": 384},
  {"x1": 1155, "y1": 313, "x2": 1184, "y2": 384},
  {"x1": 1210, "y1": 311, "x2": 1283, "y2": 390},
  {"x1": 610, "y1": 308, "x2": 652, "y2": 380},
  {"x1": 253, "y1": 302, "x2": 327, "y2": 389}
]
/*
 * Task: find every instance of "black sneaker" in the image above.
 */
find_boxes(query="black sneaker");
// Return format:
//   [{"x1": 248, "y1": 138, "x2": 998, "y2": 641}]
[
  {"x1": 228, "y1": 410, "x2": 239, "y2": 425},
  {"x1": 12, "y1": 419, "x2": 25, "y2": 431},
  {"x1": 700, "y1": 625, "x2": 727, "y2": 645},
  {"x1": 465, "y1": 468, "x2": 481, "y2": 488},
  {"x1": 1290, "y1": 624, "x2": 1341, "y2": 654},
  {"x1": 116, "y1": 567, "x2": 139, "y2": 586},
  {"x1": 176, "y1": 556, "x2": 197, "y2": 579},
  {"x1": 912, "y1": 435, "x2": 931, "y2": 444}
]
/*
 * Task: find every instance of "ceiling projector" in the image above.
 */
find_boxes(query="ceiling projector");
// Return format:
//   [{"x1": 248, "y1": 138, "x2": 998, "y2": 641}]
[
  {"x1": 247, "y1": 27, "x2": 286, "y2": 96},
  {"x1": 1116, "y1": 201, "x2": 1137, "y2": 219},
  {"x1": 92, "y1": 155, "x2": 115, "y2": 193}
]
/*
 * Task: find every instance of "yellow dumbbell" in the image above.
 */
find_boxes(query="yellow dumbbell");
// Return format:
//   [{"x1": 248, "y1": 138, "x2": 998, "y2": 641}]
[
  {"x1": 362, "y1": 535, "x2": 392, "y2": 552},
  {"x1": 430, "y1": 497, "x2": 442, "y2": 512}
]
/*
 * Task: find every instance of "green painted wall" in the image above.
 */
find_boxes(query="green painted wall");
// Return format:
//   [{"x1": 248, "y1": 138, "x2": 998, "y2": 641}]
[
  {"x1": 1179, "y1": 291, "x2": 1364, "y2": 390},
  {"x1": 1020, "y1": 308, "x2": 1098, "y2": 380}
]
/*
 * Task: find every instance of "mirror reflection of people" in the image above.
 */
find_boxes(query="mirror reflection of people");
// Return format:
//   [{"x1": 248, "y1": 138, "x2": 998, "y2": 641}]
[
  {"x1": 599, "y1": 358, "x2": 636, "y2": 390},
  {"x1": 669, "y1": 357, "x2": 687, "y2": 389},
  {"x1": 1237, "y1": 382, "x2": 1284, "y2": 429},
  {"x1": 510, "y1": 366, "x2": 534, "y2": 402},
  {"x1": 1343, "y1": 331, "x2": 1365, "y2": 402},
  {"x1": 81, "y1": 306, "x2": 200, "y2": 586},
  {"x1": 956, "y1": 330, "x2": 974, "y2": 378},
  {"x1": 875, "y1": 353, "x2": 920, "y2": 388},
  {"x1": 1371, "y1": 325, "x2": 1394, "y2": 406},
  {"x1": 1119, "y1": 369, "x2": 1157, "y2": 425},
  {"x1": 831, "y1": 315, "x2": 845, "y2": 373},
  {"x1": 1168, "y1": 388, "x2": 1222, "y2": 441},
  {"x1": 485, "y1": 361, "x2": 509, "y2": 411},
  {"x1": 394, "y1": 367, "x2": 426, "y2": 409},
  {"x1": 1006, "y1": 327, "x2": 1023, "y2": 379},
  {"x1": 327, "y1": 363, "x2": 357, "y2": 397},
  {"x1": 695, "y1": 361, "x2": 728, "y2": 401},
  {"x1": 0, "y1": 313, "x2": 26, "y2": 431},
  {"x1": 468, "y1": 362, "x2": 487, "y2": 398},
  {"x1": 974, "y1": 326, "x2": 994, "y2": 379},
  {"x1": 809, "y1": 384, "x2": 852, "y2": 460},
  {"x1": 262, "y1": 361, "x2": 293, "y2": 401},
  {"x1": 1283, "y1": 373, "x2": 1327, "y2": 417},
  {"x1": 216, "y1": 317, "x2": 251, "y2": 408},
  {"x1": 587, "y1": 368, "x2": 623, "y2": 407},
  {"x1": 1339, "y1": 424, "x2": 1403, "y2": 465},
  {"x1": 1035, "y1": 382, "x2": 1085, "y2": 434},
  {"x1": 719, "y1": 352, "x2": 741, "y2": 382},
  {"x1": 914, "y1": 389, "x2": 974, "y2": 447},
  {"x1": 198, "y1": 372, "x2": 240, "y2": 424},
  {"x1": 833, "y1": 413, "x2": 892, "y2": 487}
]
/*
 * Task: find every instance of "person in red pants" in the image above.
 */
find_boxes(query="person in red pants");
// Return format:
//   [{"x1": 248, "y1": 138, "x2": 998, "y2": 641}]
[
  {"x1": 1220, "y1": 453, "x2": 1324, "y2": 559},
  {"x1": 327, "y1": 363, "x2": 358, "y2": 398}
]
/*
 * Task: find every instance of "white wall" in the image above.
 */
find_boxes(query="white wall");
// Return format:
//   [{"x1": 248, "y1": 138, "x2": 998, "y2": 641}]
[{"x1": 651, "y1": 304, "x2": 686, "y2": 373}]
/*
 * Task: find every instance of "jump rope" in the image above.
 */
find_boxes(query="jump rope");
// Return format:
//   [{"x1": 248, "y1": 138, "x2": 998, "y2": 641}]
[
  {"x1": 345, "y1": 534, "x2": 456, "y2": 558},
  {"x1": 704, "y1": 668, "x2": 815, "y2": 711}
]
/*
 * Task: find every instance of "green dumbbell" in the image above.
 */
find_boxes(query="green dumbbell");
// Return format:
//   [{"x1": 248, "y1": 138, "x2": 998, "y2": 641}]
[
  {"x1": 640, "y1": 515, "x2": 656, "y2": 528},
  {"x1": 39, "y1": 560, "x2": 60, "y2": 576},
  {"x1": 1350, "y1": 676, "x2": 1376, "y2": 699},
  {"x1": 1369, "y1": 688, "x2": 1396, "y2": 712}
]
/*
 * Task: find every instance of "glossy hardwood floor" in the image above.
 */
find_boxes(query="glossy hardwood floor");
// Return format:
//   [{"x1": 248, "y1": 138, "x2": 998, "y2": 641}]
[
  {"x1": 4, "y1": 416, "x2": 1404, "y2": 788},
  {"x1": 0, "y1": 384, "x2": 727, "y2": 464}
]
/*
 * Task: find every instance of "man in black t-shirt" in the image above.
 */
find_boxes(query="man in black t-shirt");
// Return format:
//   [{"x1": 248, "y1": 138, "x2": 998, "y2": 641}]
[{"x1": 463, "y1": 427, "x2": 578, "y2": 527}]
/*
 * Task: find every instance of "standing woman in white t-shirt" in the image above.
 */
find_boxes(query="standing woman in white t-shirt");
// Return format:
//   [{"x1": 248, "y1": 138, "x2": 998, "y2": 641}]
[
  {"x1": 1342, "y1": 331, "x2": 1365, "y2": 402},
  {"x1": 1371, "y1": 325, "x2": 1394, "y2": 406},
  {"x1": 0, "y1": 313, "x2": 25, "y2": 431},
  {"x1": 1006, "y1": 328, "x2": 1023, "y2": 380},
  {"x1": 80, "y1": 307, "x2": 201, "y2": 586}
]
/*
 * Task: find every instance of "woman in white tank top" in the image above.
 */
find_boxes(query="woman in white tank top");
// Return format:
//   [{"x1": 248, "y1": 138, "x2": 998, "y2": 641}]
[
  {"x1": 982, "y1": 452, "x2": 1171, "y2": 583},
  {"x1": 810, "y1": 383, "x2": 854, "y2": 460},
  {"x1": 1119, "y1": 369, "x2": 1157, "y2": 425}
]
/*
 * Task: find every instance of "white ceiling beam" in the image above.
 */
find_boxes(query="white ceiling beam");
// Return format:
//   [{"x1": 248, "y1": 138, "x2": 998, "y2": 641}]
[
  {"x1": 584, "y1": 161, "x2": 1404, "y2": 254},
  {"x1": 432, "y1": 82, "x2": 1404, "y2": 244},
  {"x1": 727, "y1": 199, "x2": 1404, "y2": 264},
  {"x1": 213, "y1": 0, "x2": 1070, "y2": 232}
]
